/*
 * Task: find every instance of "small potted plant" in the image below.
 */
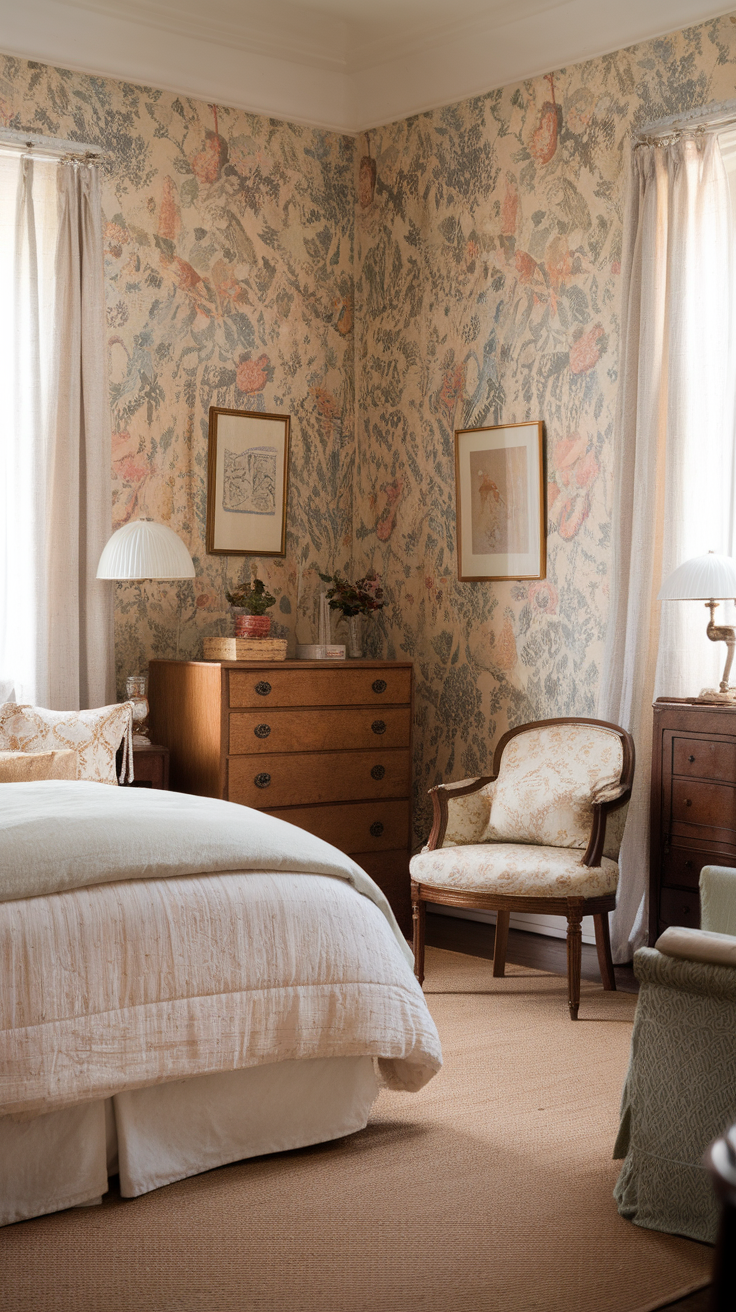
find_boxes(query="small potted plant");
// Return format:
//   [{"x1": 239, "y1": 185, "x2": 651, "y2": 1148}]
[
  {"x1": 318, "y1": 569, "x2": 384, "y2": 657},
  {"x1": 226, "y1": 576, "x2": 276, "y2": 639}
]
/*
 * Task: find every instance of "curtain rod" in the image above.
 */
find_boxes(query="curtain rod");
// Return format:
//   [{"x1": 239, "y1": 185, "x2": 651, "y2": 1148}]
[
  {"x1": 634, "y1": 98, "x2": 736, "y2": 143},
  {"x1": 0, "y1": 128, "x2": 107, "y2": 162}
]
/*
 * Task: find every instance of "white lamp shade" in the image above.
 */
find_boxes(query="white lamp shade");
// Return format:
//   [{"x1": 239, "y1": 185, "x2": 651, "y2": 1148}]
[
  {"x1": 97, "y1": 520, "x2": 195, "y2": 580},
  {"x1": 657, "y1": 552, "x2": 736, "y2": 601}
]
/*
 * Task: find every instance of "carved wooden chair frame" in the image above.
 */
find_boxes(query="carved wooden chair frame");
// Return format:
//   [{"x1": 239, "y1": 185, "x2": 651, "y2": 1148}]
[{"x1": 411, "y1": 716, "x2": 635, "y2": 1019}]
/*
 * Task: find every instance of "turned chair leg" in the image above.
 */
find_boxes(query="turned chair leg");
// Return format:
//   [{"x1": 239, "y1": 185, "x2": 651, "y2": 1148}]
[
  {"x1": 412, "y1": 890, "x2": 426, "y2": 986},
  {"x1": 566, "y1": 901, "x2": 584, "y2": 1020},
  {"x1": 493, "y1": 909, "x2": 510, "y2": 977},
  {"x1": 593, "y1": 911, "x2": 616, "y2": 991}
]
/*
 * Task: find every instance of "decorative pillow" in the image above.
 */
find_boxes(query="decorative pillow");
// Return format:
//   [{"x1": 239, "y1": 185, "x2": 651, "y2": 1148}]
[
  {"x1": 481, "y1": 723, "x2": 625, "y2": 850},
  {"x1": 0, "y1": 749, "x2": 77, "y2": 783},
  {"x1": 0, "y1": 703, "x2": 133, "y2": 786}
]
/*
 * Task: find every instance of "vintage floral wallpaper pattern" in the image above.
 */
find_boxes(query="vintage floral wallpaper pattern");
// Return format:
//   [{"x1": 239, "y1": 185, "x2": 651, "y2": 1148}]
[
  {"x1": 0, "y1": 57, "x2": 357, "y2": 679},
  {"x1": 2, "y1": 16, "x2": 736, "y2": 840},
  {"x1": 353, "y1": 16, "x2": 736, "y2": 834}
]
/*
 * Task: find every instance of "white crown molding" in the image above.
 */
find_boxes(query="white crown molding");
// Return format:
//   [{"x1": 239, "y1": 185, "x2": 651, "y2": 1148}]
[
  {"x1": 0, "y1": 0, "x2": 351, "y2": 133},
  {"x1": 351, "y1": 0, "x2": 736, "y2": 131},
  {"x1": 1, "y1": 0, "x2": 735, "y2": 135}
]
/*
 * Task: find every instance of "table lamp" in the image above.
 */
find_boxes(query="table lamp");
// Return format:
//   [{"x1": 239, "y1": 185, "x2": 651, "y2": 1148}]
[
  {"x1": 97, "y1": 520, "x2": 196, "y2": 739},
  {"x1": 657, "y1": 551, "x2": 736, "y2": 701}
]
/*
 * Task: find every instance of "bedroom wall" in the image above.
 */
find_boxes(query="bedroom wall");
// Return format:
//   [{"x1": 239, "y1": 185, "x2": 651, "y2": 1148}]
[
  {"x1": 0, "y1": 56, "x2": 356, "y2": 687},
  {"x1": 353, "y1": 15, "x2": 736, "y2": 839}
]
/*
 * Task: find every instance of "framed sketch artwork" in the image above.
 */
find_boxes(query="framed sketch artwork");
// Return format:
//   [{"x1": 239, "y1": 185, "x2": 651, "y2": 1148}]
[
  {"x1": 455, "y1": 420, "x2": 545, "y2": 581},
  {"x1": 206, "y1": 406, "x2": 290, "y2": 556}
]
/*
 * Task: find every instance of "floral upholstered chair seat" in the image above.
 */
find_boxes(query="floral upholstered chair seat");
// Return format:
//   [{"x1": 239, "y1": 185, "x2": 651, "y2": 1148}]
[
  {"x1": 410, "y1": 717, "x2": 635, "y2": 1020},
  {"x1": 413, "y1": 844, "x2": 619, "y2": 900}
]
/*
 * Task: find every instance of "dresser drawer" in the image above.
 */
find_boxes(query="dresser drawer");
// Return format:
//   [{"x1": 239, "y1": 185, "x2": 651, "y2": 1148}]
[
  {"x1": 228, "y1": 749, "x2": 411, "y2": 809},
  {"x1": 672, "y1": 736, "x2": 736, "y2": 783},
  {"x1": 265, "y1": 799, "x2": 410, "y2": 853},
  {"x1": 661, "y1": 846, "x2": 736, "y2": 891},
  {"x1": 228, "y1": 666, "x2": 411, "y2": 709},
  {"x1": 671, "y1": 778, "x2": 736, "y2": 832},
  {"x1": 659, "y1": 887, "x2": 700, "y2": 931},
  {"x1": 229, "y1": 706, "x2": 411, "y2": 755}
]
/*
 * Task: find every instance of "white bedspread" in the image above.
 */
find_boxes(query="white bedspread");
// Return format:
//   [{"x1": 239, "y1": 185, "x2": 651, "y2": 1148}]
[{"x1": 0, "y1": 784, "x2": 441, "y2": 1116}]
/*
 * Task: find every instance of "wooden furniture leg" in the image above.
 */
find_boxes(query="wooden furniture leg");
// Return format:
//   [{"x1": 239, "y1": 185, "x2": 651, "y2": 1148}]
[
  {"x1": 412, "y1": 890, "x2": 426, "y2": 985},
  {"x1": 566, "y1": 901, "x2": 584, "y2": 1020},
  {"x1": 492, "y1": 909, "x2": 510, "y2": 977},
  {"x1": 593, "y1": 911, "x2": 616, "y2": 991}
]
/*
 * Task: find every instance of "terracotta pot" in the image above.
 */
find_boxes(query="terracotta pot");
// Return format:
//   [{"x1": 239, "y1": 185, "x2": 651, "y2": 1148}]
[{"x1": 235, "y1": 614, "x2": 271, "y2": 639}]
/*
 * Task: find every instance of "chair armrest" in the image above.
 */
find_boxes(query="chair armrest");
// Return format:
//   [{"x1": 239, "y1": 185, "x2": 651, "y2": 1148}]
[
  {"x1": 700, "y1": 865, "x2": 736, "y2": 936},
  {"x1": 427, "y1": 776, "x2": 494, "y2": 850},
  {"x1": 633, "y1": 945, "x2": 736, "y2": 1002},
  {"x1": 655, "y1": 926, "x2": 736, "y2": 970},
  {"x1": 582, "y1": 785, "x2": 631, "y2": 866}
]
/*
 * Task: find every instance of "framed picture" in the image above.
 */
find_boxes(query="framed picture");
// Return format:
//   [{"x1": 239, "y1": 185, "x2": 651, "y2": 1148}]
[
  {"x1": 206, "y1": 406, "x2": 290, "y2": 557},
  {"x1": 455, "y1": 420, "x2": 545, "y2": 581}
]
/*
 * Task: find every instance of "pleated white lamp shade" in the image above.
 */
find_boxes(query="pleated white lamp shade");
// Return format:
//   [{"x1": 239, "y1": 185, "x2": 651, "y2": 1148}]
[
  {"x1": 657, "y1": 551, "x2": 736, "y2": 601},
  {"x1": 97, "y1": 520, "x2": 195, "y2": 580}
]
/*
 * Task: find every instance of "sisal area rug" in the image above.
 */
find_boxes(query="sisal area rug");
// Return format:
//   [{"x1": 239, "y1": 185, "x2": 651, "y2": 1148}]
[{"x1": 2, "y1": 948, "x2": 712, "y2": 1312}]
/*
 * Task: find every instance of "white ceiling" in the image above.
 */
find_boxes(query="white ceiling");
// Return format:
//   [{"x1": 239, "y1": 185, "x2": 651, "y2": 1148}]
[{"x1": 2, "y1": 0, "x2": 735, "y2": 133}]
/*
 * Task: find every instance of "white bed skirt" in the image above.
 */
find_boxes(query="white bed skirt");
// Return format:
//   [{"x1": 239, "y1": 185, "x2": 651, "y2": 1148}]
[{"x1": 1, "y1": 1055, "x2": 379, "y2": 1227}]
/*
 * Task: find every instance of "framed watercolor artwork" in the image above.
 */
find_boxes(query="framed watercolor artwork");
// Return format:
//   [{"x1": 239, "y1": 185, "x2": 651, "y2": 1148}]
[
  {"x1": 206, "y1": 406, "x2": 290, "y2": 557},
  {"x1": 454, "y1": 420, "x2": 545, "y2": 581}
]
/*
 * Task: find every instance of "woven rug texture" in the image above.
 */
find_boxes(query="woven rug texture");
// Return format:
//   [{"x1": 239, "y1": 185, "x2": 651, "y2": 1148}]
[{"x1": 1, "y1": 947, "x2": 712, "y2": 1312}]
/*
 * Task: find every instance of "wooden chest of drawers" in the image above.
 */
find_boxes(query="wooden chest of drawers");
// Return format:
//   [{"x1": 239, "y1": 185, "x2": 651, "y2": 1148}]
[
  {"x1": 148, "y1": 659, "x2": 413, "y2": 933},
  {"x1": 650, "y1": 698, "x2": 736, "y2": 941}
]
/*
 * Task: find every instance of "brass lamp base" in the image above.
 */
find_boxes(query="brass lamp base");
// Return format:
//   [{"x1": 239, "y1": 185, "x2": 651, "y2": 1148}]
[{"x1": 705, "y1": 600, "x2": 736, "y2": 696}]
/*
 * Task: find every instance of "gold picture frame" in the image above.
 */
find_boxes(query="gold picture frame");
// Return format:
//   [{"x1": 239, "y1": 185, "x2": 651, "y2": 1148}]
[
  {"x1": 455, "y1": 420, "x2": 545, "y2": 581},
  {"x1": 206, "y1": 406, "x2": 290, "y2": 557}
]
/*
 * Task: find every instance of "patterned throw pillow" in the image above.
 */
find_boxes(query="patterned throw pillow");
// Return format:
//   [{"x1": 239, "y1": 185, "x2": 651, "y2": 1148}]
[
  {"x1": 481, "y1": 723, "x2": 624, "y2": 851},
  {"x1": 0, "y1": 749, "x2": 77, "y2": 782},
  {"x1": 0, "y1": 703, "x2": 134, "y2": 786}
]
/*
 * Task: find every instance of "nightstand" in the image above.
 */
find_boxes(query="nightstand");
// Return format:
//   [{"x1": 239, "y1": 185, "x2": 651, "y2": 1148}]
[
  {"x1": 122, "y1": 742, "x2": 170, "y2": 790},
  {"x1": 650, "y1": 698, "x2": 736, "y2": 941}
]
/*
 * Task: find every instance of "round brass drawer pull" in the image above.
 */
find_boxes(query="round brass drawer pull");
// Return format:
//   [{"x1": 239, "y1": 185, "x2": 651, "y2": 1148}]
[
  {"x1": 370, "y1": 821, "x2": 384, "y2": 838},
  {"x1": 371, "y1": 764, "x2": 386, "y2": 780},
  {"x1": 254, "y1": 772, "x2": 271, "y2": 788},
  {"x1": 254, "y1": 724, "x2": 271, "y2": 738},
  {"x1": 685, "y1": 798, "x2": 692, "y2": 806},
  {"x1": 688, "y1": 754, "x2": 695, "y2": 763},
  {"x1": 372, "y1": 679, "x2": 387, "y2": 694},
  {"x1": 372, "y1": 719, "x2": 387, "y2": 735},
  {"x1": 255, "y1": 681, "x2": 272, "y2": 697}
]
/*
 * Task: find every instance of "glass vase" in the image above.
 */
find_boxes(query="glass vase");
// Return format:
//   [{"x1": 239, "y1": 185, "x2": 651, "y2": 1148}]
[{"x1": 347, "y1": 614, "x2": 364, "y2": 659}]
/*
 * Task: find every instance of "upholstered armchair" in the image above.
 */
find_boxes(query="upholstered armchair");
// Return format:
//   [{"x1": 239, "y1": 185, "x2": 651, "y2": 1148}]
[
  {"x1": 410, "y1": 717, "x2": 635, "y2": 1019},
  {"x1": 614, "y1": 864, "x2": 736, "y2": 1243}
]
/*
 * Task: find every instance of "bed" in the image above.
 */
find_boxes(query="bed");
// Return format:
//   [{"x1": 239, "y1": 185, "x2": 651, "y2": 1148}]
[{"x1": 0, "y1": 781, "x2": 442, "y2": 1226}]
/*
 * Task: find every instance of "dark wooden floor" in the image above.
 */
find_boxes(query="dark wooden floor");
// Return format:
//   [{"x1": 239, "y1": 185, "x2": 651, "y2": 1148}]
[{"x1": 424, "y1": 912, "x2": 713, "y2": 1312}]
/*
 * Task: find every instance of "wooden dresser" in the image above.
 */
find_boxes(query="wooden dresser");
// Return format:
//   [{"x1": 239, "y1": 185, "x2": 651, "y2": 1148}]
[
  {"x1": 148, "y1": 658, "x2": 413, "y2": 933},
  {"x1": 650, "y1": 698, "x2": 736, "y2": 942}
]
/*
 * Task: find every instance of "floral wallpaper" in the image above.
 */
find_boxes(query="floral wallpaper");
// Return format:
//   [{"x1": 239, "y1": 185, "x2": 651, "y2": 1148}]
[
  {"x1": 0, "y1": 57, "x2": 357, "y2": 681},
  {"x1": 353, "y1": 16, "x2": 736, "y2": 837},
  {"x1": 2, "y1": 15, "x2": 736, "y2": 841}
]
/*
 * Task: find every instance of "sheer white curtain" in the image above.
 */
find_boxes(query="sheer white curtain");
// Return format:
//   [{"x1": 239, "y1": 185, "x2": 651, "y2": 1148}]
[
  {"x1": 0, "y1": 152, "x2": 113, "y2": 709},
  {"x1": 600, "y1": 132, "x2": 736, "y2": 962}
]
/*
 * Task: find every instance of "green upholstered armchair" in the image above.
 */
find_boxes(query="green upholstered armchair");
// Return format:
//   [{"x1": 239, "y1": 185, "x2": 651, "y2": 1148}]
[{"x1": 614, "y1": 865, "x2": 736, "y2": 1243}]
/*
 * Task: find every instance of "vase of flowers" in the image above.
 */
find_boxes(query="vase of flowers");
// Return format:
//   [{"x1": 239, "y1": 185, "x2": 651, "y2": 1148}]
[
  {"x1": 318, "y1": 570, "x2": 384, "y2": 658},
  {"x1": 226, "y1": 577, "x2": 276, "y2": 639}
]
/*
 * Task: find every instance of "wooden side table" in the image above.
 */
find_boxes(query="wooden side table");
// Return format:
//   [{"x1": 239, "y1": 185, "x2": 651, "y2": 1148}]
[
  {"x1": 650, "y1": 698, "x2": 736, "y2": 942},
  {"x1": 123, "y1": 742, "x2": 170, "y2": 790}
]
